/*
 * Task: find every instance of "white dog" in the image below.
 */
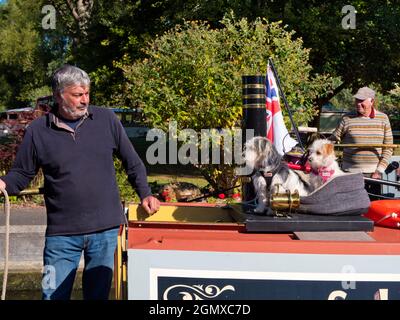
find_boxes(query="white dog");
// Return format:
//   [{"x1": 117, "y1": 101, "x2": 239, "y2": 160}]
[
  {"x1": 308, "y1": 139, "x2": 344, "y2": 184},
  {"x1": 244, "y1": 136, "x2": 318, "y2": 214}
]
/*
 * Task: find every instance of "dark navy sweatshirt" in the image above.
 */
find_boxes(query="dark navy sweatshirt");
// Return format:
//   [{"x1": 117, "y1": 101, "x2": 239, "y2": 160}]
[{"x1": 1, "y1": 106, "x2": 152, "y2": 236}]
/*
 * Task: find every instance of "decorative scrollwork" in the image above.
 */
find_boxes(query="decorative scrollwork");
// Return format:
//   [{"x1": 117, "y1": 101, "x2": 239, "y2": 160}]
[{"x1": 163, "y1": 284, "x2": 235, "y2": 300}]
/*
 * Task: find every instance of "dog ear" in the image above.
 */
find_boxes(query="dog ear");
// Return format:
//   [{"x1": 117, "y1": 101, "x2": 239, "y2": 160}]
[
  {"x1": 323, "y1": 142, "x2": 334, "y2": 156},
  {"x1": 265, "y1": 142, "x2": 280, "y2": 168},
  {"x1": 255, "y1": 137, "x2": 267, "y2": 154}
]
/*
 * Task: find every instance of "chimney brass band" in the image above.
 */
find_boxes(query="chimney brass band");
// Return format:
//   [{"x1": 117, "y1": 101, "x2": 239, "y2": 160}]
[
  {"x1": 242, "y1": 75, "x2": 267, "y2": 201},
  {"x1": 243, "y1": 94, "x2": 265, "y2": 99},
  {"x1": 242, "y1": 76, "x2": 266, "y2": 110},
  {"x1": 242, "y1": 83, "x2": 265, "y2": 89},
  {"x1": 242, "y1": 88, "x2": 265, "y2": 96}
]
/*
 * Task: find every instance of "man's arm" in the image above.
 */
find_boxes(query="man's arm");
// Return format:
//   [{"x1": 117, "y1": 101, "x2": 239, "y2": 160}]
[
  {"x1": 329, "y1": 117, "x2": 346, "y2": 142},
  {"x1": 1, "y1": 129, "x2": 39, "y2": 195},
  {"x1": 111, "y1": 112, "x2": 159, "y2": 214},
  {"x1": 374, "y1": 115, "x2": 394, "y2": 178}
]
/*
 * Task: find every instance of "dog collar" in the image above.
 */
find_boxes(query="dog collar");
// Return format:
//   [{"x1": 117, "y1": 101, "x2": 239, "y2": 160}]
[
  {"x1": 312, "y1": 167, "x2": 335, "y2": 183},
  {"x1": 258, "y1": 162, "x2": 286, "y2": 188}
]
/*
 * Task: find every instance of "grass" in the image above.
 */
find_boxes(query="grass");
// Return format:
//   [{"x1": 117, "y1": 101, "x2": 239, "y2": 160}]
[{"x1": 147, "y1": 174, "x2": 209, "y2": 188}]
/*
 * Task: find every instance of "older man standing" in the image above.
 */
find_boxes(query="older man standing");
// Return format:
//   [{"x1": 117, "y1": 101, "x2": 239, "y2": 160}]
[
  {"x1": 0, "y1": 65, "x2": 159, "y2": 300},
  {"x1": 330, "y1": 86, "x2": 393, "y2": 197}
]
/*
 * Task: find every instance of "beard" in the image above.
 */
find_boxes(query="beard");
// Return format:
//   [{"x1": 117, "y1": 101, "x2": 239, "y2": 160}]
[{"x1": 59, "y1": 103, "x2": 88, "y2": 120}]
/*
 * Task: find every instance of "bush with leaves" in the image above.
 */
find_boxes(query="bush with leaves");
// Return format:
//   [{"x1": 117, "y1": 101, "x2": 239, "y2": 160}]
[
  {"x1": 119, "y1": 14, "x2": 333, "y2": 190},
  {"x1": 376, "y1": 86, "x2": 400, "y2": 132},
  {"x1": 113, "y1": 158, "x2": 140, "y2": 202}
]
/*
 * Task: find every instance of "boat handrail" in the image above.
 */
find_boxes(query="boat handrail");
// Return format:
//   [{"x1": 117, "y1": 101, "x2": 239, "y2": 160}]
[{"x1": 334, "y1": 144, "x2": 398, "y2": 148}]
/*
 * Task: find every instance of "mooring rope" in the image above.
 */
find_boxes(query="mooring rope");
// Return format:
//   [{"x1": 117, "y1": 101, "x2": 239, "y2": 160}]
[{"x1": 0, "y1": 186, "x2": 10, "y2": 300}]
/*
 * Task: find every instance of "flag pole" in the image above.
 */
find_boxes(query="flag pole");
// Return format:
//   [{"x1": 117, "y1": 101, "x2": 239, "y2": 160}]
[{"x1": 268, "y1": 58, "x2": 305, "y2": 151}]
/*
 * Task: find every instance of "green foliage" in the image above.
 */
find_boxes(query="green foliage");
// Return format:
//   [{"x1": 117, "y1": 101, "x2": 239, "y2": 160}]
[
  {"x1": 284, "y1": 0, "x2": 400, "y2": 91},
  {"x1": 48, "y1": 0, "x2": 144, "y2": 107},
  {"x1": 0, "y1": 74, "x2": 12, "y2": 110},
  {"x1": 18, "y1": 86, "x2": 52, "y2": 106},
  {"x1": 0, "y1": 0, "x2": 41, "y2": 107},
  {"x1": 1, "y1": 0, "x2": 399, "y2": 114},
  {"x1": 113, "y1": 158, "x2": 140, "y2": 202},
  {"x1": 120, "y1": 15, "x2": 332, "y2": 189},
  {"x1": 0, "y1": 0, "x2": 67, "y2": 108},
  {"x1": 377, "y1": 86, "x2": 400, "y2": 131},
  {"x1": 0, "y1": 0, "x2": 41, "y2": 72},
  {"x1": 122, "y1": 15, "x2": 331, "y2": 129}
]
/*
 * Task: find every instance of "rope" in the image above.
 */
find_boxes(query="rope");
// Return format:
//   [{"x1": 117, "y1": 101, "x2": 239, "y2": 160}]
[
  {"x1": 0, "y1": 186, "x2": 10, "y2": 300},
  {"x1": 375, "y1": 213, "x2": 397, "y2": 225},
  {"x1": 241, "y1": 197, "x2": 258, "y2": 206}
]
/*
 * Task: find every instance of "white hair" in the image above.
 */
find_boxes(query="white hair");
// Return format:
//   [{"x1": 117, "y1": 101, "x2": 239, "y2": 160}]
[{"x1": 51, "y1": 65, "x2": 90, "y2": 96}]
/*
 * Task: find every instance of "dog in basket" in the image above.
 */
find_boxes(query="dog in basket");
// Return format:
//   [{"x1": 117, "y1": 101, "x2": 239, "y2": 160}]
[
  {"x1": 244, "y1": 136, "x2": 321, "y2": 214},
  {"x1": 308, "y1": 139, "x2": 344, "y2": 184}
]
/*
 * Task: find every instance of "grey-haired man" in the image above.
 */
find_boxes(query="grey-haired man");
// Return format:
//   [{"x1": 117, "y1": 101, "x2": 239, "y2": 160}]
[{"x1": 0, "y1": 65, "x2": 159, "y2": 299}]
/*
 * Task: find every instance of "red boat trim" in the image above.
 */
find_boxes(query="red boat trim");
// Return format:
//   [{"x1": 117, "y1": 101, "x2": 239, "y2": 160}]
[{"x1": 127, "y1": 226, "x2": 400, "y2": 255}]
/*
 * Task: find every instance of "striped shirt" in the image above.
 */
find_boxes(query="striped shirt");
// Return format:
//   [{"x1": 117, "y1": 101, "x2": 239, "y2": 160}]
[{"x1": 331, "y1": 110, "x2": 393, "y2": 173}]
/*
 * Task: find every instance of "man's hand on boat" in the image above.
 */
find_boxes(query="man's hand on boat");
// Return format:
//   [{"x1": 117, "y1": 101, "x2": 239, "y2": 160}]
[
  {"x1": 371, "y1": 171, "x2": 382, "y2": 180},
  {"x1": 141, "y1": 195, "x2": 160, "y2": 215}
]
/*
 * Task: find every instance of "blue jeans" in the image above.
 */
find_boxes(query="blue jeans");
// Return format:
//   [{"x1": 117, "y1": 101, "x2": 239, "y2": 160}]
[{"x1": 42, "y1": 227, "x2": 119, "y2": 300}]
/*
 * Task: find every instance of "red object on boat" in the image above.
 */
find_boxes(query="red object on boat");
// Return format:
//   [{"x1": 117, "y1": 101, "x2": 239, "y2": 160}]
[
  {"x1": 287, "y1": 162, "x2": 312, "y2": 173},
  {"x1": 364, "y1": 200, "x2": 400, "y2": 229}
]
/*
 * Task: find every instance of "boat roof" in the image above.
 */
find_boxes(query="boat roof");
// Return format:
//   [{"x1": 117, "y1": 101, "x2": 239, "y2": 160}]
[{"x1": 127, "y1": 202, "x2": 400, "y2": 255}]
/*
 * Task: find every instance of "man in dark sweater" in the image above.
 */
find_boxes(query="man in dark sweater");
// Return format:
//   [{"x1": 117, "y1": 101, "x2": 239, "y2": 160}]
[{"x1": 0, "y1": 65, "x2": 160, "y2": 300}]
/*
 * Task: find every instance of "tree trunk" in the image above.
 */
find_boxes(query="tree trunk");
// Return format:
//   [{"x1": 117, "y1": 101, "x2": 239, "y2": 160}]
[{"x1": 66, "y1": 0, "x2": 94, "y2": 38}]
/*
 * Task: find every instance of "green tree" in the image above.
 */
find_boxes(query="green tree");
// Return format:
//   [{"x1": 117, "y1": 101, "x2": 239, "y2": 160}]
[
  {"x1": 0, "y1": 0, "x2": 41, "y2": 107},
  {"x1": 281, "y1": 0, "x2": 400, "y2": 125},
  {"x1": 48, "y1": 0, "x2": 143, "y2": 106},
  {"x1": 377, "y1": 85, "x2": 400, "y2": 131},
  {"x1": 141, "y1": 0, "x2": 400, "y2": 123},
  {"x1": 120, "y1": 15, "x2": 332, "y2": 190},
  {"x1": 2, "y1": 0, "x2": 399, "y2": 115},
  {"x1": 0, "y1": 0, "x2": 67, "y2": 108}
]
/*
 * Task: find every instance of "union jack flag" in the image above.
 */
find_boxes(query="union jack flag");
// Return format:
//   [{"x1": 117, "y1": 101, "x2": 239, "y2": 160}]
[{"x1": 265, "y1": 64, "x2": 297, "y2": 155}]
